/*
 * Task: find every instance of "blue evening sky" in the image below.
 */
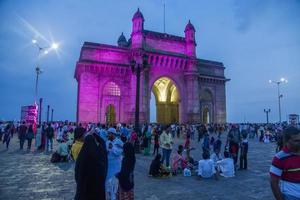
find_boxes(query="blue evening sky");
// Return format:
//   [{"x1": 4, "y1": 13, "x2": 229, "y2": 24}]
[{"x1": 0, "y1": 0, "x2": 299, "y2": 123}]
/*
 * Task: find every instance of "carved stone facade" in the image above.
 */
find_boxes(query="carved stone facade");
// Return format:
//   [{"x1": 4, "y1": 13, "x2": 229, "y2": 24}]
[{"x1": 75, "y1": 9, "x2": 228, "y2": 124}]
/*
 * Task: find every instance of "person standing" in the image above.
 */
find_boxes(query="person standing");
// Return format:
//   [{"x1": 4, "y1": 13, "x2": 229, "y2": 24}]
[
  {"x1": 160, "y1": 128, "x2": 173, "y2": 167},
  {"x1": 116, "y1": 142, "x2": 136, "y2": 200},
  {"x1": 35, "y1": 124, "x2": 42, "y2": 150},
  {"x1": 18, "y1": 121, "x2": 27, "y2": 150},
  {"x1": 26, "y1": 125, "x2": 34, "y2": 150},
  {"x1": 152, "y1": 128, "x2": 159, "y2": 156},
  {"x1": 239, "y1": 132, "x2": 248, "y2": 170},
  {"x1": 106, "y1": 128, "x2": 124, "y2": 200},
  {"x1": 3, "y1": 123, "x2": 11, "y2": 149},
  {"x1": 270, "y1": 126, "x2": 300, "y2": 200},
  {"x1": 46, "y1": 123, "x2": 54, "y2": 151},
  {"x1": 75, "y1": 129, "x2": 108, "y2": 200},
  {"x1": 227, "y1": 125, "x2": 241, "y2": 168}
]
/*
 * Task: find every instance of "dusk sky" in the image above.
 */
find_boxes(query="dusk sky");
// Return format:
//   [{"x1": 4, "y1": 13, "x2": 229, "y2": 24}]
[{"x1": 0, "y1": 0, "x2": 299, "y2": 123}]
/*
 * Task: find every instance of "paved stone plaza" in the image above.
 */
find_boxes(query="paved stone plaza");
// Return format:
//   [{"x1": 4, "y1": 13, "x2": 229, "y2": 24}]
[{"x1": 0, "y1": 133, "x2": 275, "y2": 200}]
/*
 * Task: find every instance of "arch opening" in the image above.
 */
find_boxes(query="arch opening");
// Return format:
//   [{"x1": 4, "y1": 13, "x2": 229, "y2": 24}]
[
  {"x1": 151, "y1": 77, "x2": 179, "y2": 124},
  {"x1": 106, "y1": 104, "x2": 116, "y2": 124}
]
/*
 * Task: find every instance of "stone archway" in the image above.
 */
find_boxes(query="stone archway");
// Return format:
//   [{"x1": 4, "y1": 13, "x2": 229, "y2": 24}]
[
  {"x1": 101, "y1": 81, "x2": 121, "y2": 123},
  {"x1": 105, "y1": 104, "x2": 116, "y2": 124},
  {"x1": 151, "y1": 77, "x2": 179, "y2": 124},
  {"x1": 202, "y1": 107, "x2": 210, "y2": 124},
  {"x1": 200, "y1": 89, "x2": 214, "y2": 124}
]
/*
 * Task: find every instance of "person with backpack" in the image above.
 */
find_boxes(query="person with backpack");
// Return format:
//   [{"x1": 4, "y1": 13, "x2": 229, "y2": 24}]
[{"x1": 46, "y1": 123, "x2": 54, "y2": 151}]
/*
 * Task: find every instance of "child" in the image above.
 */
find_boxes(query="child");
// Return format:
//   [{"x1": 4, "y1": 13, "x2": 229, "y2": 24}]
[
  {"x1": 198, "y1": 151, "x2": 217, "y2": 179},
  {"x1": 239, "y1": 133, "x2": 248, "y2": 170},
  {"x1": 217, "y1": 151, "x2": 235, "y2": 177}
]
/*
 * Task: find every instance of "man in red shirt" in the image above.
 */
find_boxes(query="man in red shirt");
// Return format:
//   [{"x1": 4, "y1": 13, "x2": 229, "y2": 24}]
[{"x1": 270, "y1": 126, "x2": 300, "y2": 200}]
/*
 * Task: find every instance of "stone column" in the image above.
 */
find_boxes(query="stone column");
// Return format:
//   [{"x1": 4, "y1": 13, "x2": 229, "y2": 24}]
[
  {"x1": 184, "y1": 73, "x2": 200, "y2": 123},
  {"x1": 215, "y1": 81, "x2": 227, "y2": 123},
  {"x1": 78, "y1": 72, "x2": 99, "y2": 123}
]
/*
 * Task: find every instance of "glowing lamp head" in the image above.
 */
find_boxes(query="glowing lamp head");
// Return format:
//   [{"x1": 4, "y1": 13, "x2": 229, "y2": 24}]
[
  {"x1": 280, "y1": 78, "x2": 285, "y2": 82},
  {"x1": 268, "y1": 80, "x2": 272, "y2": 83},
  {"x1": 51, "y1": 43, "x2": 59, "y2": 50},
  {"x1": 32, "y1": 39, "x2": 37, "y2": 44},
  {"x1": 44, "y1": 50, "x2": 49, "y2": 55}
]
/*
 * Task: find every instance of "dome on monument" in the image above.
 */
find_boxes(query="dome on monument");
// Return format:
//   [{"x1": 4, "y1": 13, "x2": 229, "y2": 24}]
[
  {"x1": 185, "y1": 20, "x2": 195, "y2": 32},
  {"x1": 132, "y1": 8, "x2": 144, "y2": 20},
  {"x1": 117, "y1": 32, "x2": 128, "y2": 47}
]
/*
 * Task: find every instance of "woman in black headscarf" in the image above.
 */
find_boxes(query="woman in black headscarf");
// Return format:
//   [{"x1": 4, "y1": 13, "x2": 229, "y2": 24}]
[
  {"x1": 75, "y1": 130, "x2": 108, "y2": 200},
  {"x1": 116, "y1": 142, "x2": 136, "y2": 200}
]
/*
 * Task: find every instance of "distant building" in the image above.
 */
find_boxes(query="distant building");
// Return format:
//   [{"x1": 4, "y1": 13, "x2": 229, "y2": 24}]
[{"x1": 75, "y1": 9, "x2": 229, "y2": 124}]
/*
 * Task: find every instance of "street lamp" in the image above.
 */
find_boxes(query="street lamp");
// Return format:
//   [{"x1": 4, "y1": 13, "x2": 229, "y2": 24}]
[
  {"x1": 32, "y1": 39, "x2": 59, "y2": 103},
  {"x1": 269, "y1": 78, "x2": 288, "y2": 123},
  {"x1": 130, "y1": 53, "x2": 148, "y2": 135},
  {"x1": 264, "y1": 109, "x2": 271, "y2": 124}
]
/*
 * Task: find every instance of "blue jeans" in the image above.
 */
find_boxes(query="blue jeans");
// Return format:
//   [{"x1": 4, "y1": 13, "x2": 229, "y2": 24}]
[
  {"x1": 46, "y1": 137, "x2": 53, "y2": 151},
  {"x1": 161, "y1": 148, "x2": 172, "y2": 167}
]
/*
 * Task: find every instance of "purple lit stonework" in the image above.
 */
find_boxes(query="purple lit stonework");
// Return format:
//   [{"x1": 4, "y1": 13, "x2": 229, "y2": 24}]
[{"x1": 75, "y1": 9, "x2": 228, "y2": 124}]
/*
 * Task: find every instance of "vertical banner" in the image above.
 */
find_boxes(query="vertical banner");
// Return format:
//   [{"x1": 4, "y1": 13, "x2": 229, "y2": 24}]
[{"x1": 21, "y1": 104, "x2": 38, "y2": 133}]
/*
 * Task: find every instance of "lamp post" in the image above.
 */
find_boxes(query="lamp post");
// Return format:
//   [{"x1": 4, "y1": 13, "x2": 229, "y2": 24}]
[
  {"x1": 31, "y1": 39, "x2": 59, "y2": 103},
  {"x1": 264, "y1": 109, "x2": 271, "y2": 124},
  {"x1": 130, "y1": 53, "x2": 148, "y2": 135},
  {"x1": 47, "y1": 105, "x2": 50, "y2": 123},
  {"x1": 51, "y1": 108, "x2": 54, "y2": 122},
  {"x1": 39, "y1": 98, "x2": 43, "y2": 125},
  {"x1": 269, "y1": 78, "x2": 288, "y2": 123}
]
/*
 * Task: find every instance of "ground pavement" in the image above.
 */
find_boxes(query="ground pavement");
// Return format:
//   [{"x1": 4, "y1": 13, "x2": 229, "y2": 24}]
[{"x1": 0, "y1": 133, "x2": 276, "y2": 200}]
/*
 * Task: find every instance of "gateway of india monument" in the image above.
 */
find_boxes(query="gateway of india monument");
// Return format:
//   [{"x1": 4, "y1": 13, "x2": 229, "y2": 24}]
[{"x1": 75, "y1": 9, "x2": 228, "y2": 125}]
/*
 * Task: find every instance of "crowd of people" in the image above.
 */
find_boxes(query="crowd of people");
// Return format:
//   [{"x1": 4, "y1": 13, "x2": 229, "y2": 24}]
[{"x1": 0, "y1": 120, "x2": 299, "y2": 200}]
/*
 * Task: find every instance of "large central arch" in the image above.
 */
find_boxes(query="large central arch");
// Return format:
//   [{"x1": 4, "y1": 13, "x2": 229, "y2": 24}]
[{"x1": 151, "y1": 77, "x2": 180, "y2": 124}]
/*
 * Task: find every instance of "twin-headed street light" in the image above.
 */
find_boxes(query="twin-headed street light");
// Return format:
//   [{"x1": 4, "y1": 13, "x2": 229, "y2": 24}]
[
  {"x1": 31, "y1": 39, "x2": 59, "y2": 102},
  {"x1": 269, "y1": 78, "x2": 288, "y2": 123}
]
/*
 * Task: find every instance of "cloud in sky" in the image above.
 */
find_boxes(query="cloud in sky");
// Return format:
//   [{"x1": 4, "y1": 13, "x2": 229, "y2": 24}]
[{"x1": 0, "y1": 0, "x2": 299, "y2": 123}]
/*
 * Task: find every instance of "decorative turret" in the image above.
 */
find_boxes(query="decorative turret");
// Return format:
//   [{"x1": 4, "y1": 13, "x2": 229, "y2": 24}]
[
  {"x1": 117, "y1": 32, "x2": 128, "y2": 47},
  {"x1": 132, "y1": 8, "x2": 144, "y2": 33},
  {"x1": 184, "y1": 20, "x2": 196, "y2": 57},
  {"x1": 131, "y1": 8, "x2": 144, "y2": 49}
]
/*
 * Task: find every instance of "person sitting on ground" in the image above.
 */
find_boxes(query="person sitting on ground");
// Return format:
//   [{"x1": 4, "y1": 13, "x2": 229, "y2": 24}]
[
  {"x1": 172, "y1": 145, "x2": 188, "y2": 175},
  {"x1": 198, "y1": 151, "x2": 218, "y2": 180},
  {"x1": 149, "y1": 154, "x2": 162, "y2": 177},
  {"x1": 217, "y1": 151, "x2": 235, "y2": 178},
  {"x1": 149, "y1": 154, "x2": 171, "y2": 177},
  {"x1": 57, "y1": 139, "x2": 69, "y2": 162}
]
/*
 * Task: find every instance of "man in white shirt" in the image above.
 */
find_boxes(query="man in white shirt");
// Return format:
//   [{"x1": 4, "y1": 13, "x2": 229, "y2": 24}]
[
  {"x1": 217, "y1": 151, "x2": 235, "y2": 178},
  {"x1": 198, "y1": 151, "x2": 217, "y2": 179}
]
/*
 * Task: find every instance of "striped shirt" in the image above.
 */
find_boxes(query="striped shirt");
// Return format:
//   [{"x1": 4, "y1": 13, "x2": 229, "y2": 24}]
[{"x1": 270, "y1": 146, "x2": 300, "y2": 198}]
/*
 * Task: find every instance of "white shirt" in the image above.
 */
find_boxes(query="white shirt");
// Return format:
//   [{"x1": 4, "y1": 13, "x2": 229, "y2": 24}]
[
  {"x1": 217, "y1": 158, "x2": 235, "y2": 177},
  {"x1": 198, "y1": 159, "x2": 216, "y2": 178}
]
